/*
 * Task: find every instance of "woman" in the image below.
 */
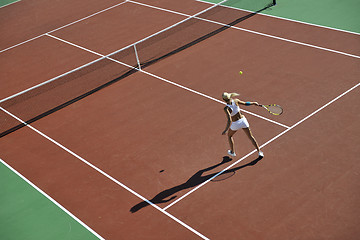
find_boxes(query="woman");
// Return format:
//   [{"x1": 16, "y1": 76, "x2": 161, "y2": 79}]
[{"x1": 221, "y1": 92, "x2": 264, "y2": 158}]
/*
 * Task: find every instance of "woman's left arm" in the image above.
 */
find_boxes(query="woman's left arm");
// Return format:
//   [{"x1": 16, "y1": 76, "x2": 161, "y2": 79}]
[{"x1": 222, "y1": 107, "x2": 231, "y2": 135}]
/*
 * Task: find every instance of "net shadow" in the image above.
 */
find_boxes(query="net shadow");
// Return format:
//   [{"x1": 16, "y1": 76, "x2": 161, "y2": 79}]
[
  {"x1": 0, "y1": 2, "x2": 275, "y2": 138},
  {"x1": 137, "y1": 4, "x2": 274, "y2": 69}
]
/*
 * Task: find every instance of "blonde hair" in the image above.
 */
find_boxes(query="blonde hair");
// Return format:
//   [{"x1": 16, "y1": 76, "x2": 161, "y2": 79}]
[{"x1": 222, "y1": 92, "x2": 240, "y2": 101}]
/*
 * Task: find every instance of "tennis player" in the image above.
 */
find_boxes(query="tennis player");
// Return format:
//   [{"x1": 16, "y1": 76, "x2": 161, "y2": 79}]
[{"x1": 221, "y1": 92, "x2": 264, "y2": 158}]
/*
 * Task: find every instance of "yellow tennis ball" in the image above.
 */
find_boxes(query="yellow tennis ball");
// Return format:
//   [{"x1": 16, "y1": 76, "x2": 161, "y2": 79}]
[{"x1": 239, "y1": 71, "x2": 243, "y2": 75}]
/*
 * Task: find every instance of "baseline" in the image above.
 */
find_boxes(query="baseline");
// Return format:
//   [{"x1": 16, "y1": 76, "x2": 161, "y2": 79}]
[
  {"x1": 128, "y1": 0, "x2": 360, "y2": 59},
  {"x1": 0, "y1": 0, "x2": 129, "y2": 53},
  {"x1": 195, "y1": 0, "x2": 360, "y2": 35}
]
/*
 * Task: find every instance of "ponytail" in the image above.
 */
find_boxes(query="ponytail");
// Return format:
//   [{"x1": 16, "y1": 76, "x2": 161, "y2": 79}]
[
  {"x1": 229, "y1": 93, "x2": 240, "y2": 98},
  {"x1": 222, "y1": 92, "x2": 240, "y2": 101}
]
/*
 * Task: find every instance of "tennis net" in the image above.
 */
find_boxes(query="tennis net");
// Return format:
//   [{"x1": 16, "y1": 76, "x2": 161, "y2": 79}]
[{"x1": 0, "y1": 0, "x2": 276, "y2": 137}]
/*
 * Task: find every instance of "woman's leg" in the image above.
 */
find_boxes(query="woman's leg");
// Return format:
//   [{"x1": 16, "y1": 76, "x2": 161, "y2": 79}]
[
  {"x1": 227, "y1": 129, "x2": 237, "y2": 154},
  {"x1": 243, "y1": 127, "x2": 261, "y2": 152}
]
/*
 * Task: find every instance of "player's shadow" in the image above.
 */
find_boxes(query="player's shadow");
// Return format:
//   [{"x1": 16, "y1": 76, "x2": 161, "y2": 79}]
[{"x1": 130, "y1": 155, "x2": 262, "y2": 213}]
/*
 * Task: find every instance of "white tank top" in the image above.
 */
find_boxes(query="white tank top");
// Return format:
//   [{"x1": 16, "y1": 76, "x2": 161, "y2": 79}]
[{"x1": 226, "y1": 99, "x2": 241, "y2": 116}]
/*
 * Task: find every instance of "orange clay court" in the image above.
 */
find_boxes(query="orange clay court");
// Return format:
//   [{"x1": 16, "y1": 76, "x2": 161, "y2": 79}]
[{"x1": 0, "y1": 0, "x2": 359, "y2": 239}]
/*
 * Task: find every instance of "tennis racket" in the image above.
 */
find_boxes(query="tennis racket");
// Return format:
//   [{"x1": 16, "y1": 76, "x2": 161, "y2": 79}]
[{"x1": 260, "y1": 104, "x2": 283, "y2": 115}]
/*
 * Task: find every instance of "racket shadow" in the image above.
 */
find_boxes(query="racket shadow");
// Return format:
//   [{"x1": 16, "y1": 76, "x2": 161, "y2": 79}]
[{"x1": 130, "y1": 155, "x2": 262, "y2": 213}]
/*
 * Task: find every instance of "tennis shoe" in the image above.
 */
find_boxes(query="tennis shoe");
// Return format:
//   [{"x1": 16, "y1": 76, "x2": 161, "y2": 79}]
[
  {"x1": 227, "y1": 150, "x2": 236, "y2": 157},
  {"x1": 258, "y1": 151, "x2": 264, "y2": 158}
]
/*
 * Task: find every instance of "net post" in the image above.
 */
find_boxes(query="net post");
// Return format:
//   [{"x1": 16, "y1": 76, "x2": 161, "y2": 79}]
[{"x1": 133, "y1": 44, "x2": 141, "y2": 70}]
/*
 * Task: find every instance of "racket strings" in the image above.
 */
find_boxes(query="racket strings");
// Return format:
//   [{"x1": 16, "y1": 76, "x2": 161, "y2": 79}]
[{"x1": 267, "y1": 105, "x2": 283, "y2": 115}]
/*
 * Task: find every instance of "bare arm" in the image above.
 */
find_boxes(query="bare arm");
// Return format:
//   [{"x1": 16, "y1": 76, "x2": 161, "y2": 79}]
[
  {"x1": 234, "y1": 99, "x2": 260, "y2": 106},
  {"x1": 222, "y1": 107, "x2": 231, "y2": 135}
]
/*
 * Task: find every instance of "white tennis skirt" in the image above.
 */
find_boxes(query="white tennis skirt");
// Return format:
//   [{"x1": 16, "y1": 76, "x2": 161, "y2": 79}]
[{"x1": 230, "y1": 117, "x2": 249, "y2": 130}]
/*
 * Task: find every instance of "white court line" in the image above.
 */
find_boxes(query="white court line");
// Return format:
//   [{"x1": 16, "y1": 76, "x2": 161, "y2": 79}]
[
  {"x1": 143, "y1": 70, "x2": 291, "y2": 129},
  {"x1": 0, "y1": 0, "x2": 22, "y2": 9},
  {"x1": 0, "y1": 158, "x2": 105, "y2": 240},
  {"x1": 0, "y1": 56, "x2": 106, "y2": 103},
  {"x1": 46, "y1": 33, "x2": 289, "y2": 129},
  {"x1": 195, "y1": 0, "x2": 360, "y2": 36},
  {"x1": 129, "y1": 0, "x2": 360, "y2": 59},
  {"x1": 3, "y1": 0, "x2": 291, "y2": 130},
  {"x1": 2, "y1": 0, "x2": 359, "y2": 59},
  {"x1": 2, "y1": 1, "x2": 353, "y2": 238},
  {"x1": 22, "y1": 34, "x2": 360, "y2": 210},
  {"x1": 0, "y1": 107, "x2": 210, "y2": 240},
  {"x1": 0, "y1": 0, "x2": 129, "y2": 53},
  {"x1": 1, "y1": 5, "x2": 358, "y2": 236},
  {"x1": 163, "y1": 82, "x2": 360, "y2": 210}
]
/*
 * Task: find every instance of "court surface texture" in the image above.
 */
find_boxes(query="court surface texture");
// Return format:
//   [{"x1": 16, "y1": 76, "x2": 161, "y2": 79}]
[{"x1": 1, "y1": 0, "x2": 359, "y2": 239}]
